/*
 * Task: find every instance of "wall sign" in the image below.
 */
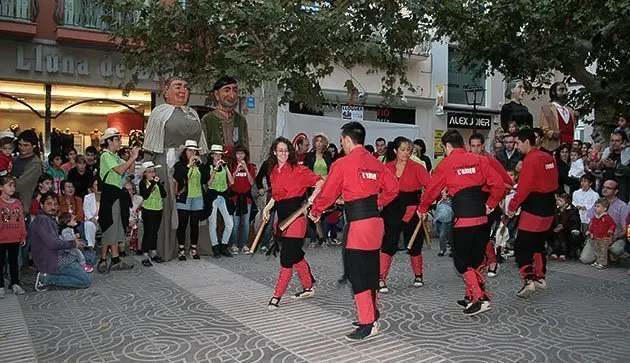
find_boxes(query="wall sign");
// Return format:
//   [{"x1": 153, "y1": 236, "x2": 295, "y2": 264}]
[
  {"x1": 342, "y1": 105, "x2": 364, "y2": 121},
  {"x1": 447, "y1": 112, "x2": 491, "y2": 130}
]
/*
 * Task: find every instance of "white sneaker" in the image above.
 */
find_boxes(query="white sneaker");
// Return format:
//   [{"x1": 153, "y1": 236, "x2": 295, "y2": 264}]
[
  {"x1": 487, "y1": 264, "x2": 499, "y2": 278},
  {"x1": 242, "y1": 246, "x2": 252, "y2": 254},
  {"x1": 516, "y1": 280, "x2": 536, "y2": 299},
  {"x1": 378, "y1": 280, "x2": 389, "y2": 294},
  {"x1": 291, "y1": 287, "x2": 315, "y2": 300},
  {"x1": 308, "y1": 241, "x2": 317, "y2": 249},
  {"x1": 231, "y1": 245, "x2": 239, "y2": 255},
  {"x1": 11, "y1": 284, "x2": 25, "y2": 295},
  {"x1": 533, "y1": 278, "x2": 548, "y2": 290}
]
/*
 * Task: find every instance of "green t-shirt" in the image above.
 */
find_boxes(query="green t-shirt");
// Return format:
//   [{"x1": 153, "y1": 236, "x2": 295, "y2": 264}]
[
  {"x1": 100, "y1": 149, "x2": 124, "y2": 188},
  {"x1": 313, "y1": 158, "x2": 328, "y2": 178},
  {"x1": 209, "y1": 167, "x2": 228, "y2": 192},
  {"x1": 187, "y1": 166, "x2": 202, "y2": 198},
  {"x1": 142, "y1": 180, "x2": 164, "y2": 211}
]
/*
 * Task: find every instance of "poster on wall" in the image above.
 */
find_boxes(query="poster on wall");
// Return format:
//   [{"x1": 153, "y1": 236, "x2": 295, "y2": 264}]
[
  {"x1": 341, "y1": 105, "x2": 364, "y2": 121},
  {"x1": 436, "y1": 84, "x2": 445, "y2": 115},
  {"x1": 434, "y1": 129, "x2": 445, "y2": 159}
]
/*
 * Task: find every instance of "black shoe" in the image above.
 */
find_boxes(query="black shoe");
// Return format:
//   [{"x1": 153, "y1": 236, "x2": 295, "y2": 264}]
[
  {"x1": 178, "y1": 247, "x2": 187, "y2": 261},
  {"x1": 142, "y1": 258, "x2": 153, "y2": 267},
  {"x1": 291, "y1": 288, "x2": 314, "y2": 300},
  {"x1": 462, "y1": 300, "x2": 491, "y2": 316},
  {"x1": 337, "y1": 275, "x2": 348, "y2": 284},
  {"x1": 110, "y1": 260, "x2": 134, "y2": 271},
  {"x1": 212, "y1": 246, "x2": 221, "y2": 259},
  {"x1": 150, "y1": 255, "x2": 164, "y2": 263},
  {"x1": 449, "y1": 251, "x2": 454, "y2": 257},
  {"x1": 220, "y1": 245, "x2": 233, "y2": 258},
  {"x1": 119, "y1": 251, "x2": 127, "y2": 257},
  {"x1": 190, "y1": 247, "x2": 201, "y2": 260},
  {"x1": 413, "y1": 274, "x2": 424, "y2": 287},
  {"x1": 97, "y1": 260, "x2": 108, "y2": 274},
  {"x1": 345, "y1": 323, "x2": 378, "y2": 341},
  {"x1": 438, "y1": 251, "x2": 446, "y2": 257},
  {"x1": 267, "y1": 296, "x2": 280, "y2": 310},
  {"x1": 456, "y1": 296, "x2": 471, "y2": 307}
]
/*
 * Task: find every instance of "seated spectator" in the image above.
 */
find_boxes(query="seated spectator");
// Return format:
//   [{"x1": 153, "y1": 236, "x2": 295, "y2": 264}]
[
  {"x1": 550, "y1": 194, "x2": 581, "y2": 261},
  {"x1": 585, "y1": 198, "x2": 616, "y2": 269},
  {"x1": 30, "y1": 174, "x2": 53, "y2": 221},
  {"x1": 572, "y1": 173, "x2": 599, "y2": 233},
  {"x1": 58, "y1": 212, "x2": 93, "y2": 272},
  {"x1": 596, "y1": 131, "x2": 630, "y2": 200},
  {"x1": 67, "y1": 155, "x2": 92, "y2": 199},
  {"x1": 59, "y1": 180, "x2": 85, "y2": 222},
  {"x1": 580, "y1": 180, "x2": 628, "y2": 264},
  {"x1": 496, "y1": 134, "x2": 520, "y2": 170},
  {"x1": 31, "y1": 192, "x2": 91, "y2": 291},
  {"x1": 83, "y1": 177, "x2": 100, "y2": 248}
]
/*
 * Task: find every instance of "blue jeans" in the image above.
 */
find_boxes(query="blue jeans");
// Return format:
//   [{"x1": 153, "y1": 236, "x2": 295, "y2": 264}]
[
  {"x1": 208, "y1": 196, "x2": 234, "y2": 246},
  {"x1": 435, "y1": 221, "x2": 453, "y2": 252},
  {"x1": 230, "y1": 204, "x2": 252, "y2": 248},
  {"x1": 46, "y1": 261, "x2": 91, "y2": 289}
]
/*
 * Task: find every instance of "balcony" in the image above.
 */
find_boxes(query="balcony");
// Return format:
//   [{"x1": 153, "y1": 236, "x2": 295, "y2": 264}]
[
  {"x1": 53, "y1": 0, "x2": 139, "y2": 46},
  {"x1": 0, "y1": 0, "x2": 39, "y2": 37}
]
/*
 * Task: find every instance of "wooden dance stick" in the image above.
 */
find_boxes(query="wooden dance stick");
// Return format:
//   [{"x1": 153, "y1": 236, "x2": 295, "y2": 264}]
[
  {"x1": 250, "y1": 218, "x2": 268, "y2": 253},
  {"x1": 423, "y1": 220, "x2": 432, "y2": 246},
  {"x1": 406, "y1": 221, "x2": 422, "y2": 250},
  {"x1": 278, "y1": 202, "x2": 311, "y2": 232}
]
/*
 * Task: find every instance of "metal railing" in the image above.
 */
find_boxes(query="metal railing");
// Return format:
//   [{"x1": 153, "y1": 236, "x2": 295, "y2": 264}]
[
  {"x1": 54, "y1": 0, "x2": 139, "y2": 31},
  {"x1": 0, "y1": 0, "x2": 39, "y2": 22}
]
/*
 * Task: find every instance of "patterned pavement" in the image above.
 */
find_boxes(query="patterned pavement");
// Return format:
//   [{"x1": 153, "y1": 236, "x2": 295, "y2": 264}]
[{"x1": 1, "y1": 242, "x2": 629, "y2": 363}]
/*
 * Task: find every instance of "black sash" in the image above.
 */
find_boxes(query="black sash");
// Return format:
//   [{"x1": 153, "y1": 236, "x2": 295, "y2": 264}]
[
  {"x1": 345, "y1": 195, "x2": 380, "y2": 222},
  {"x1": 451, "y1": 186, "x2": 487, "y2": 218},
  {"x1": 521, "y1": 191, "x2": 556, "y2": 217},
  {"x1": 98, "y1": 172, "x2": 130, "y2": 233},
  {"x1": 381, "y1": 190, "x2": 420, "y2": 226},
  {"x1": 275, "y1": 196, "x2": 304, "y2": 222}
]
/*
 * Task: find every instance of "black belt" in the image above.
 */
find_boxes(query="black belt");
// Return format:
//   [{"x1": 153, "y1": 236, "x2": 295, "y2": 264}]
[
  {"x1": 381, "y1": 190, "x2": 420, "y2": 226},
  {"x1": 452, "y1": 186, "x2": 487, "y2": 218},
  {"x1": 521, "y1": 191, "x2": 556, "y2": 217},
  {"x1": 275, "y1": 196, "x2": 304, "y2": 221},
  {"x1": 345, "y1": 195, "x2": 379, "y2": 222}
]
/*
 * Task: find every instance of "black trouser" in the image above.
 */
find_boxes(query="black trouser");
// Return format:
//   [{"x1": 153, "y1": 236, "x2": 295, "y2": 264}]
[
  {"x1": 176, "y1": 210, "x2": 203, "y2": 246},
  {"x1": 382, "y1": 215, "x2": 424, "y2": 257},
  {"x1": 515, "y1": 229, "x2": 547, "y2": 278},
  {"x1": 280, "y1": 237, "x2": 305, "y2": 268},
  {"x1": 0, "y1": 243, "x2": 20, "y2": 288},
  {"x1": 343, "y1": 248, "x2": 380, "y2": 294},
  {"x1": 552, "y1": 231, "x2": 583, "y2": 259},
  {"x1": 452, "y1": 224, "x2": 489, "y2": 274},
  {"x1": 142, "y1": 209, "x2": 163, "y2": 254}
]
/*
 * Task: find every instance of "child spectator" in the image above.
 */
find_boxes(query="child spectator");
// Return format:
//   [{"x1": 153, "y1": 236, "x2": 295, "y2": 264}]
[
  {"x1": 30, "y1": 174, "x2": 53, "y2": 220},
  {"x1": 58, "y1": 212, "x2": 93, "y2": 273},
  {"x1": 61, "y1": 148, "x2": 78, "y2": 175},
  {"x1": 47, "y1": 152, "x2": 67, "y2": 194},
  {"x1": 0, "y1": 131, "x2": 16, "y2": 176},
  {"x1": 572, "y1": 173, "x2": 600, "y2": 233},
  {"x1": 67, "y1": 155, "x2": 92, "y2": 199},
  {"x1": 507, "y1": 121, "x2": 519, "y2": 135},
  {"x1": 138, "y1": 162, "x2": 166, "y2": 266},
  {"x1": 434, "y1": 189, "x2": 453, "y2": 256},
  {"x1": 586, "y1": 198, "x2": 616, "y2": 269},
  {"x1": 568, "y1": 148, "x2": 585, "y2": 180},
  {"x1": 551, "y1": 194, "x2": 581, "y2": 261},
  {"x1": 123, "y1": 182, "x2": 141, "y2": 256},
  {"x1": 0, "y1": 176, "x2": 27, "y2": 297}
]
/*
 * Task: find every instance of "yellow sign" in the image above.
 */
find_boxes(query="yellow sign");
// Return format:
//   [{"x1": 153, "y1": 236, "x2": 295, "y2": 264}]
[{"x1": 434, "y1": 129, "x2": 445, "y2": 159}]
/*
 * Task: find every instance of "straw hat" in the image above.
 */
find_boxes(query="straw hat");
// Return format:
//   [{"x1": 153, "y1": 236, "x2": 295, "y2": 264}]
[
  {"x1": 0, "y1": 130, "x2": 16, "y2": 140},
  {"x1": 184, "y1": 140, "x2": 202, "y2": 150},
  {"x1": 210, "y1": 144, "x2": 226, "y2": 154},
  {"x1": 138, "y1": 161, "x2": 162, "y2": 175},
  {"x1": 101, "y1": 127, "x2": 121, "y2": 142}
]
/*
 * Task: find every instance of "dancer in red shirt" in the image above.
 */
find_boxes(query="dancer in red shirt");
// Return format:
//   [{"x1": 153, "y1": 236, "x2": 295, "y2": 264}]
[
  {"x1": 468, "y1": 133, "x2": 514, "y2": 278},
  {"x1": 310, "y1": 122, "x2": 398, "y2": 341},
  {"x1": 379, "y1": 136, "x2": 430, "y2": 293},
  {"x1": 508, "y1": 129, "x2": 558, "y2": 298},
  {"x1": 263, "y1": 137, "x2": 324, "y2": 310},
  {"x1": 417, "y1": 130, "x2": 504, "y2": 316}
]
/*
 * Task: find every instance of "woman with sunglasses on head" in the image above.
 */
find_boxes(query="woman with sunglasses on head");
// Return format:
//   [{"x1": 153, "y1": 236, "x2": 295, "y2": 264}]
[{"x1": 263, "y1": 137, "x2": 324, "y2": 310}]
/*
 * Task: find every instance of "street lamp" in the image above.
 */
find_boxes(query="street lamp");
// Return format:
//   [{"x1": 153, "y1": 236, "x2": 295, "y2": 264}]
[{"x1": 465, "y1": 87, "x2": 486, "y2": 133}]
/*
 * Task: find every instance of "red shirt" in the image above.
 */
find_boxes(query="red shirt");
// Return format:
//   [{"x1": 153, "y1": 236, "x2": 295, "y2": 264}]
[
  {"x1": 270, "y1": 163, "x2": 321, "y2": 238},
  {"x1": 386, "y1": 159, "x2": 430, "y2": 222},
  {"x1": 0, "y1": 198, "x2": 27, "y2": 244},
  {"x1": 230, "y1": 163, "x2": 256, "y2": 204},
  {"x1": 509, "y1": 148, "x2": 559, "y2": 232},
  {"x1": 417, "y1": 148, "x2": 504, "y2": 227},
  {"x1": 0, "y1": 153, "x2": 12, "y2": 174},
  {"x1": 312, "y1": 146, "x2": 399, "y2": 250},
  {"x1": 588, "y1": 213, "x2": 616, "y2": 239}
]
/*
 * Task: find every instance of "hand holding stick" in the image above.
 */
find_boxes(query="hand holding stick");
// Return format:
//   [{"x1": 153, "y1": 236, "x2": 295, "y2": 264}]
[{"x1": 279, "y1": 202, "x2": 311, "y2": 232}]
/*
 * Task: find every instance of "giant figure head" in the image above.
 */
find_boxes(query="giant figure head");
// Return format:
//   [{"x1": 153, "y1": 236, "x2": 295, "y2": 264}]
[{"x1": 549, "y1": 82, "x2": 569, "y2": 105}]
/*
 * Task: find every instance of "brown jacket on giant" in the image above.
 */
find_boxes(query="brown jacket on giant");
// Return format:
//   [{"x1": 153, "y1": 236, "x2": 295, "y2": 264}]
[{"x1": 539, "y1": 103, "x2": 575, "y2": 152}]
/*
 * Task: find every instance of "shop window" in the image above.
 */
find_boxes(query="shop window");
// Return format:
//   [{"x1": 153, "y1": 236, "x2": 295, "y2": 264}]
[{"x1": 447, "y1": 46, "x2": 486, "y2": 106}]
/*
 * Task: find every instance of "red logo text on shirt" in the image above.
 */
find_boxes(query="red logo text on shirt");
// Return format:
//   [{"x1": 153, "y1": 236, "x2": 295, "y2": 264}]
[
  {"x1": 358, "y1": 168, "x2": 379, "y2": 180},
  {"x1": 545, "y1": 163, "x2": 555, "y2": 170},
  {"x1": 456, "y1": 167, "x2": 477, "y2": 176}
]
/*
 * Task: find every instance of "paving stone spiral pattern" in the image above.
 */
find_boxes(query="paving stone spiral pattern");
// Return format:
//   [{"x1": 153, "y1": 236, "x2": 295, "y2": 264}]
[{"x1": 1, "y1": 243, "x2": 629, "y2": 362}]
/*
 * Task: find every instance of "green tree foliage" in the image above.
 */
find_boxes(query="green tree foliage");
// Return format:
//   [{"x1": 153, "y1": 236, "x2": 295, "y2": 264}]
[
  {"x1": 101, "y1": 0, "x2": 428, "y2": 107},
  {"x1": 413, "y1": 0, "x2": 630, "y2": 126}
]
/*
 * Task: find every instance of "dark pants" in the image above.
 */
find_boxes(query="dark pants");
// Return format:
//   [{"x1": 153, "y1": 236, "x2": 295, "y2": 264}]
[
  {"x1": 382, "y1": 216, "x2": 424, "y2": 257},
  {"x1": 344, "y1": 248, "x2": 379, "y2": 294},
  {"x1": 142, "y1": 209, "x2": 163, "y2": 253},
  {"x1": 0, "y1": 243, "x2": 20, "y2": 288},
  {"x1": 552, "y1": 231, "x2": 583, "y2": 259},
  {"x1": 280, "y1": 237, "x2": 306, "y2": 268},
  {"x1": 176, "y1": 210, "x2": 203, "y2": 246},
  {"x1": 452, "y1": 224, "x2": 489, "y2": 274},
  {"x1": 515, "y1": 229, "x2": 547, "y2": 279}
]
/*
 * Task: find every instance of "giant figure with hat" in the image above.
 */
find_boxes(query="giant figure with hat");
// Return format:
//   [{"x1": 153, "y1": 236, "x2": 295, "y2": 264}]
[
  {"x1": 202, "y1": 76, "x2": 250, "y2": 155},
  {"x1": 144, "y1": 76, "x2": 209, "y2": 260}
]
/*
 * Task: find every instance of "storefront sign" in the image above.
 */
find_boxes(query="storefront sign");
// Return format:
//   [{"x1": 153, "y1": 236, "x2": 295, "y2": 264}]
[
  {"x1": 447, "y1": 112, "x2": 491, "y2": 130},
  {"x1": 342, "y1": 105, "x2": 364, "y2": 121},
  {"x1": 247, "y1": 96, "x2": 255, "y2": 108}
]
